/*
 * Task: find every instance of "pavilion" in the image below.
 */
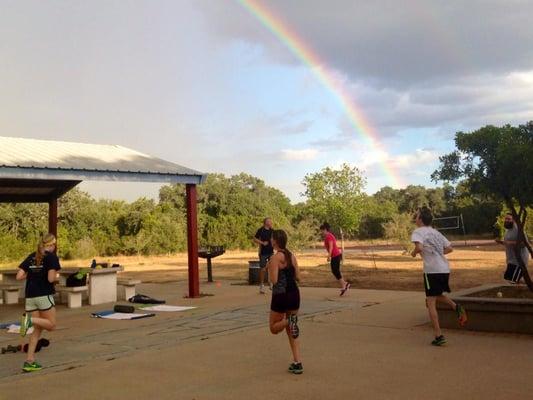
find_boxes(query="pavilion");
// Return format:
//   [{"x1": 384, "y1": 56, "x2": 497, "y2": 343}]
[{"x1": 0, "y1": 136, "x2": 207, "y2": 297}]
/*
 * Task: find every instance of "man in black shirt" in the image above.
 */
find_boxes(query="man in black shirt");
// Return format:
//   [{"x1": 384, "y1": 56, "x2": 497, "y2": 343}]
[{"x1": 254, "y1": 217, "x2": 274, "y2": 294}]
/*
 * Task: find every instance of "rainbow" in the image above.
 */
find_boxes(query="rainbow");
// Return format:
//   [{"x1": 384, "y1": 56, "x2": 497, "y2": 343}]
[{"x1": 237, "y1": 0, "x2": 404, "y2": 187}]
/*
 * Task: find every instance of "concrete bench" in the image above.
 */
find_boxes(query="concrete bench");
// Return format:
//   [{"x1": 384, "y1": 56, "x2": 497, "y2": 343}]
[
  {"x1": 117, "y1": 279, "x2": 141, "y2": 301},
  {"x1": 56, "y1": 285, "x2": 88, "y2": 308},
  {"x1": 0, "y1": 285, "x2": 22, "y2": 305}
]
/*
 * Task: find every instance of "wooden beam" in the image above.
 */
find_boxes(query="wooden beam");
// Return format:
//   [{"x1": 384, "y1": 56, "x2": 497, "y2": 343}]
[{"x1": 186, "y1": 184, "x2": 200, "y2": 298}]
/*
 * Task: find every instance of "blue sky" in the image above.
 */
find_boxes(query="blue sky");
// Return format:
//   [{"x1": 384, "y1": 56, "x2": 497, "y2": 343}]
[{"x1": 1, "y1": 0, "x2": 532, "y2": 202}]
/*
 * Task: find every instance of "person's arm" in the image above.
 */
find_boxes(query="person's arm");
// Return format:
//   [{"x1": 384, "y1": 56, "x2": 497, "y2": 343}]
[
  {"x1": 326, "y1": 240, "x2": 333, "y2": 260},
  {"x1": 46, "y1": 253, "x2": 61, "y2": 283},
  {"x1": 16, "y1": 255, "x2": 31, "y2": 280},
  {"x1": 292, "y1": 254, "x2": 301, "y2": 282},
  {"x1": 267, "y1": 254, "x2": 279, "y2": 284},
  {"x1": 16, "y1": 269, "x2": 27, "y2": 280},
  {"x1": 444, "y1": 246, "x2": 453, "y2": 254},
  {"x1": 411, "y1": 242, "x2": 423, "y2": 258},
  {"x1": 253, "y1": 230, "x2": 268, "y2": 246}
]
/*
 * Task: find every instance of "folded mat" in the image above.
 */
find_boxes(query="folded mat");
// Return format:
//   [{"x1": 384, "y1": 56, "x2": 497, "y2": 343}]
[
  {"x1": 91, "y1": 310, "x2": 155, "y2": 320},
  {"x1": 139, "y1": 305, "x2": 196, "y2": 312}
]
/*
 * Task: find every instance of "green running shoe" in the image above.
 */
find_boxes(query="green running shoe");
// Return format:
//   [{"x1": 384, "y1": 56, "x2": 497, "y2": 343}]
[
  {"x1": 288, "y1": 362, "x2": 303, "y2": 374},
  {"x1": 20, "y1": 313, "x2": 32, "y2": 337},
  {"x1": 22, "y1": 361, "x2": 42, "y2": 373},
  {"x1": 456, "y1": 304, "x2": 468, "y2": 327},
  {"x1": 431, "y1": 335, "x2": 447, "y2": 346}
]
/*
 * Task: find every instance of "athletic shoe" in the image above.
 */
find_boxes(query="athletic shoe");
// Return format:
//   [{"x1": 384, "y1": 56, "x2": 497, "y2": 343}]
[
  {"x1": 340, "y1": 282, "x2": 351, "y2": 296},
  {"x1": 288, "y1": 314, "x2": 299, "y2": 339},
  {"x1": 456, "y1": 304, "x2": 468, "y2": 327},
  {"x1": 20, "y1": 313, "x2": 32, "y2": 337},
  {"x1": 288, "y1": 362, "x2": 303, "y2": 374},
  {"x1": 431, "y1": 335, "x2": 447, "y2": 346},
  {"x1": 22, "y1": 361, "x2": 42, "y2": 372},
  {"x1": 259, "y1": 285, "x2": 266, "y2": 294}
]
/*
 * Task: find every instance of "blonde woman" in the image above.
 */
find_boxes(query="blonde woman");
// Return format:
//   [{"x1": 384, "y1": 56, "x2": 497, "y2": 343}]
[{"x1": 16, "y1": 233, "x2": 61, "y2": 372}]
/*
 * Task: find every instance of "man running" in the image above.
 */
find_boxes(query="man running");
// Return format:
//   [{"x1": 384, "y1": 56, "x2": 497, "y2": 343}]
[{"x1": 496, "y1": 213, "x2": 530, "y2": 283}]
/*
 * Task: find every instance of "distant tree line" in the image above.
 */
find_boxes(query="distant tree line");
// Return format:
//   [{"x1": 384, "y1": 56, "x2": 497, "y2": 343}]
[{"x1": 0, "y1": 169, "x2": 520, "y2": 263}]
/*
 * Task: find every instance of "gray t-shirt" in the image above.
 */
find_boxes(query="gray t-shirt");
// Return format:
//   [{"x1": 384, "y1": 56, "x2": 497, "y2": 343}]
[{"x1": 504, "y1": 225, "x2": 530, "y2": 266}]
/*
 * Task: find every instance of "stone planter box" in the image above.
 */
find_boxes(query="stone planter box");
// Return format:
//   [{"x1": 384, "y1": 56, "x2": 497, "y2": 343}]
[{"x1": 438, "y1": 284, "x2": 533, "y2": 334}]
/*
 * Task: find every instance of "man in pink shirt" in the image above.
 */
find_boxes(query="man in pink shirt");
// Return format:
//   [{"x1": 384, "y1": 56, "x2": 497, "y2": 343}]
[{"x1": 320, "y1": 223, "x2": 350, "y2": 296}]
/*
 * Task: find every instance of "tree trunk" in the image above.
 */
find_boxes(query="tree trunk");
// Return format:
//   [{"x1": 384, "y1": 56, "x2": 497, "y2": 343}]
[{"x1": 508, "y1": 204, "x2": 533, "y2": 292}]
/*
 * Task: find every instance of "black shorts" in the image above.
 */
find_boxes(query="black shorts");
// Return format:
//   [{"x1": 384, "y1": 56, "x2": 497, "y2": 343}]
[
  {"x1": 423, "y1": 273, "x2": 450, "y2": 297},
  {"x1": 270, "y1": 289, "x2": 300, "y2": 313}
]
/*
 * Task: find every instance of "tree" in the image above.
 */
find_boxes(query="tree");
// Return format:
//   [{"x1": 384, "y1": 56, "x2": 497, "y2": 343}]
[
  {"x1": 302, "y1": 163, "x2": 366, "y2": 237},
  {"x1": 432, "y1": 122, "x2": 533, "y2": 290}
]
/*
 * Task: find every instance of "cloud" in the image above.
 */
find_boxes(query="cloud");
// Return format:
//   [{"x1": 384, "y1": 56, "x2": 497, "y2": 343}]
[
  {"x1": 198, "y1": 0, "x2": 533, "y2": 87},
  {"x1": 281, "y1": 148, "x2": 319, "y2": 161},
  {"x1": 198, "y1": 1, "x2": 533, "y2": 141}
]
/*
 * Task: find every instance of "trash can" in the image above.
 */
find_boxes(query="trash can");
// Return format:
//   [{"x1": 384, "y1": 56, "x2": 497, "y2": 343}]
[{"x1": 248, "y1": 260, "x2": 268, "y2": 285}]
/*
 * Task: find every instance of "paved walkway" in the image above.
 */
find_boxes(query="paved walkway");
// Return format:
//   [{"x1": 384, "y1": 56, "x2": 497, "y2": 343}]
[{"x1": 0, "y1": 282, "x2": 531, "y2": 399}]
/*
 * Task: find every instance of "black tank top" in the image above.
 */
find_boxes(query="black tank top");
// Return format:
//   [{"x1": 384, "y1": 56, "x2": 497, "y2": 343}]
[{"x1": 272, "y1": 250, "x2": 298, "y2": 294}]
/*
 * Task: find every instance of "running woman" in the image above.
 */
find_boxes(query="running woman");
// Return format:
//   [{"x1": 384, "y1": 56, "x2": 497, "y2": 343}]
[
  {"x1": 411, "y1": 207, "x2": 467, "y2": 346},
  {"x1": 16, "y1": 233, "x2": 61, "y2": 372},
  {"x1": 267, "y1": 229, "x2": 302, "y2": 374},
  {"x1": 320, "y1": 223, "x2": 350, "y2": 296}
]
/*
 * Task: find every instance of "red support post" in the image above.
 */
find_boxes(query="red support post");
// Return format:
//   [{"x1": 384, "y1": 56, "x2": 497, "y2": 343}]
[
  {"x1": 186, "y1": 184, "x2": 200, "y2": 298},
  {"x1": 49, "y1": 198, "x2": 58, "y2": 253},
  {"x1": 48, "y1": 198, "x2": 58, "y2": 237}
]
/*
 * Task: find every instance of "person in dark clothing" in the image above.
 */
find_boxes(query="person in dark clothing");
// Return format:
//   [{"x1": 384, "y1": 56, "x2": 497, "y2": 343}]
[
  {"x1": 253, "y1": 217, "x2": 274, "y2": 294},
  {"x1": 267, "y1": 229, "x2": 302, "y2": 374},
  {"x1": 16, "y1": 233, "x2": 61, "y2": 372}
]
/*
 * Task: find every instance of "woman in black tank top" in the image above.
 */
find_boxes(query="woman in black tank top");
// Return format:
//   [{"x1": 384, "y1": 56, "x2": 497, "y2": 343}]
[{"x1": 267, "y1": 230, "x2": 303, "y2": 374}]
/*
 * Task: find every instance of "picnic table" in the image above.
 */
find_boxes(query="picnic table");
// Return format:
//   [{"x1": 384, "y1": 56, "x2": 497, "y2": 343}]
[
  {"x1": 58, "y1": 266, "x2": 123, "y2": 305},
  {"x1": 0, "y1": 270, "x2": 25, "y2": 299},
  {"x1": 1, "y1": 265, "x2": 123, "y2": 306}
]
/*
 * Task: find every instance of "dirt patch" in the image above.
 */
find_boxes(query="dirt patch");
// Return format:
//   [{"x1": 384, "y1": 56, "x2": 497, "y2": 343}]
[
  {"x1": 465, "y1": 285, "x2": 533, "y2": 299},
  {"x1": 109, "y1": 246, "x2": 510, "y2": 292}
]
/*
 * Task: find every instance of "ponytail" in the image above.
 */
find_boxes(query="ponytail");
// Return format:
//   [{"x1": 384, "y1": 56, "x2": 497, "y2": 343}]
[
  {"x1": 35, "y1": 233, "x2": 56, "y2": 265},
  {"x1": 272, "y1": 229, "x2": 293, "y2": 268}
]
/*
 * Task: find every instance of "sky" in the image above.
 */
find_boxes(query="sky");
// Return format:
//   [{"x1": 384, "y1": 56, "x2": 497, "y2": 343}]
[{"x1": 1, "y1": 0, "x2": 533, "y2": 202}]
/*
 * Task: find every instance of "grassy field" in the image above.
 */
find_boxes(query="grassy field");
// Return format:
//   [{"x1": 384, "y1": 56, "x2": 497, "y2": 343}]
[{"x1": 0, "y1": 244, "x2": 508, "y2": 292}]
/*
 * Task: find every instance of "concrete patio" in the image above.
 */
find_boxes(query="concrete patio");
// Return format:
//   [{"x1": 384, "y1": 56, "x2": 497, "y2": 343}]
[{"x1": 0, "y1": 282, "x2": 531, "y2": 399}]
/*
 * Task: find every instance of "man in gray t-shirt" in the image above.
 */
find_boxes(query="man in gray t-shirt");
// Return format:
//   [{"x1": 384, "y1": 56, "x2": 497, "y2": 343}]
[{"x1": 496, "y1": 213, "x2": 530, "y2": 281}]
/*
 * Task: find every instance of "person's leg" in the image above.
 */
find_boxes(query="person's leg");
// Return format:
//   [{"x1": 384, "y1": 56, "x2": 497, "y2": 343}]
[
  {"x1": 285, "y1": 312, "x2": 301, "y2": 363},
  {"x1": 31, "y1": 307, "x2": 56, "y2": 331},
  {"x1": 269, "y1": 311, "x2": 287, "y2": 334},
  {"x1": 259, "y1": 256, "x2": 267, "y2": 293},
  {"x1": 426, "y1": 297, "x2": 442, "y2": 338},
  {"x1": 331, "y1": 256, "x2": 348, "y2": 290},
  {"x1": 437, "y1": 295, "x2": 456, "y2": 310},
  {"x1": 26, "y1": 322, "x2": 42, "y2": 363}
]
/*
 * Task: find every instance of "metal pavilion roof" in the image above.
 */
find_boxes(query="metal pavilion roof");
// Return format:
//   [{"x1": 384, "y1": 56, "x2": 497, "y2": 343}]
[
  {"x1": 0, "y1": 136, "x2": 206, "y2": 202},
  {"x1": 0, "y1": 136, "x2": 206, "y2": 183}
]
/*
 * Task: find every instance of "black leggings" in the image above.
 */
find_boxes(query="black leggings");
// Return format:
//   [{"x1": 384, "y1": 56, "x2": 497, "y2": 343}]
[{"x1": 330, "y1": 254, "x2": 343, "y2": 280}]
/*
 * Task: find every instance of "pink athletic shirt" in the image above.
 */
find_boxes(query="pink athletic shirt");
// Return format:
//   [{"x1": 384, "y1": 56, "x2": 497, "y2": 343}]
[{"x1": 324, "y1": 232, "x2": 342, "y2": 258}]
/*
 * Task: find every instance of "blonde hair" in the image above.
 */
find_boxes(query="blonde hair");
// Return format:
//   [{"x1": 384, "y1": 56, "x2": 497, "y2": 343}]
[{"x1": 36, "y1": 233, "x2": 56, "y2": 265}]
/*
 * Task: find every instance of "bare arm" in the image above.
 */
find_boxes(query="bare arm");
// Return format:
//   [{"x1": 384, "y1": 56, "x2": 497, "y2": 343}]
[
  {"x1": 267, "y1": 254, "x2": 280, "y2": 284},
  {"x1": 292, "y1": 255, "x2": 301, "y2": 282},
  {"x1": 411, "y1": 242, "x2": 423, "y2": 257},
  {"x1": 444, "y1": 246, "x2": 453, "y2": 255},
  {"x1": 48, "y1": 269, "x2": 58, "y2": 283},
  {"x1": 16, "y1": 269, "x2": 27, "y2": 280}
]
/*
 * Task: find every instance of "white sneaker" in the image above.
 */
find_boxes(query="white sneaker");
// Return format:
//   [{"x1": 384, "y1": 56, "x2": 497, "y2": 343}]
[{"x1": 259, "y1": 285, "x2": 266, "y2": 294}]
